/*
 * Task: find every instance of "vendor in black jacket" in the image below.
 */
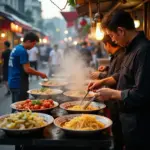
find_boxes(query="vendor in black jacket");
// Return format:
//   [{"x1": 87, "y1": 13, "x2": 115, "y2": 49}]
[
  {"x1": 90, "y1": 35, "x2": 125, "y2": 81},
  {"x1": 91, "y1": 35, "x2": 125, "y2": 150},
  {"x1": 88, "y1": 10, "x2": 150, "y2": 150}
]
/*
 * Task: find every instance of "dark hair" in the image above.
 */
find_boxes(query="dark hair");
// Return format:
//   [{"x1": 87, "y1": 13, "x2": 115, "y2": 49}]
[
  {"x1": 23, "y1": 32, "x2": 39, "y2": 42},
  {"x1": 4, "y1": 41, "x2": 11, "y2": 47},
  {"x1": 101, "y1": 10, "x2": 135, "y2": 32},
  {"x1": 82, "y1": 41, "x2": 87, "y2": 46},
  {"x1": 102, "y1": 35, "x2": 118, "y2": 47}
]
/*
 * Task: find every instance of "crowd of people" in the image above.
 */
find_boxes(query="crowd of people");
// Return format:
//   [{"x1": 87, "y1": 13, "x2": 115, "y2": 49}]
[{"x1": 76, "y1": 40, "x2": 107, "y2": 68}]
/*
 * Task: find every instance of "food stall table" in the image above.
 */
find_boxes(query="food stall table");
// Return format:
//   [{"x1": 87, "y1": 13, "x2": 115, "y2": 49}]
[
  {"x1": 0, "y1": 124, "x2": 112, "y2": 150},
  {"x1": 0, "y1": 94, "x2": 112, "y2": 150}
]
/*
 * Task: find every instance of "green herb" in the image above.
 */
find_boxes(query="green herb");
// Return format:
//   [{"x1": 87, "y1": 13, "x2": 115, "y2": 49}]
[
  {"x1": 32, "y1": 100, "x2": 41, "y2": 105},
  {"x1": 40, "y1": 87, "x2": 47, "y2": 92},
  {"x1": 22, "y1": 115, "x2": 27, "y2": 120}
]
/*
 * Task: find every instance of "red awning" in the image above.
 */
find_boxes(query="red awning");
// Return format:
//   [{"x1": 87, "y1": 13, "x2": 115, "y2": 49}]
[{"x1": 61, "y1": 11, "x2": 78, "y2": 28}]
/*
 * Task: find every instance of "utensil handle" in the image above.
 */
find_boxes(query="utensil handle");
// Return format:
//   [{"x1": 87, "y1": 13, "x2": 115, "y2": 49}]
[
  {"x1": 80, "y1": 90, "x2": 89, "y2": 105},
  {"x1": 83, "y1": 96, "x2": 96, "y2": 109}
]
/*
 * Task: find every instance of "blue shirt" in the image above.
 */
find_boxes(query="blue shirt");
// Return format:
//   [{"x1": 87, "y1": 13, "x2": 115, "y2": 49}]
[{"x1": 8, "y1": 45, "x2": 29, "y2": 88}]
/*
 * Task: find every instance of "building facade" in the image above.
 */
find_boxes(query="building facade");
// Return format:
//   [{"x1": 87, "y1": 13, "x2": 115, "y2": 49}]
[
  {"x1": 0, "y1": 0, "x2": 25, "y2": 13},
  {"x1": 25, "y1": 0, "x2": 42, "y2": 27}
]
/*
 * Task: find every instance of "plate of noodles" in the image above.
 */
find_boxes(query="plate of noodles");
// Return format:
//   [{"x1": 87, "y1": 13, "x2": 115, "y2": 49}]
[
  {"x1": 39, "y1": 79, "x2": 68, "y2": 88},
  {"x1": 60, "y1": 101, "x2": 106, "y2": 114},
  {"x1": 27, "y1": 88, "x2": 63, "y2": 98},
  {"x1": 63, "y1": 90, "x2": 95, "y2": 99},
  {"x1": 54, "y1": 114, "x2": 112, "y2": 135}
]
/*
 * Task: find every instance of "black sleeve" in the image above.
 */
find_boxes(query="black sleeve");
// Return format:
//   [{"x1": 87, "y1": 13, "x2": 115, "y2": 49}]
[
  {"x1": 112, "y1": 73, "x2": 120, "y2": 82},
  {"x1": 114, "y1": 52, "x2": 125, "y2": 73},
  {"x1": 121, "y1": 44, "x2": 150, "y2": 108}
]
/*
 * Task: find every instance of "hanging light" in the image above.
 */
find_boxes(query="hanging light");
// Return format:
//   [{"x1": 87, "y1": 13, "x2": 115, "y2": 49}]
[
  {"x1": 95, "y1": 22, "x2": 104, "y2": 40},
  {"x1": 1, "y1": 33, "x2": 5, "y2": 38},
  {"x1": 133, "y1": 15, "x2": 140, "y2": 29},
  {"x1": 134, "y1": 20, "x2": 140, "y2": 28},
  {"x1": 64, "y1": 37, "x2": 68, "y2": 42},
  {"x1": 20, "y1": 37, "x2": 24, "y2": 42},
  {"x1": 64, "y1": 30, "x2": 68, "y2": 34},
  {"x1": 73, "y1": 41, "x2": 78, "y2": 45},
  {"x1": 68, "y1": 37, "x2": 72, "y2": 41},
  {"x1": 43, "y1": 38, "x2": 48, "y2": 43},
  {"x1": 93, "y1": 1, "x2": 104, "y2": 41}
]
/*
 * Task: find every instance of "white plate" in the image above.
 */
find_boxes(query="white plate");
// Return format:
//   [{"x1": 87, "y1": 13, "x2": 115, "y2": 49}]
[
  {"x1": 10, "y1": 100, "x2": 59, "y2": 112},
  {"x1": 54, "y1": 114, "x2": 112, "y2": 134},
  {"x1": 39, "y1": 79, "x2": 68, "y2": 87},
  {"x1": 27, "y1": 88, "x2": 63, "y2": 96},
  {"x1": 63, "y1": 90, "x2": 96, "y2": 98},
  {"x1": 0, "y1": 113, "x2": 54, "y2": 134},
  {"x1": 60, "y1": 101, "x2": 106, "y2": 114}
]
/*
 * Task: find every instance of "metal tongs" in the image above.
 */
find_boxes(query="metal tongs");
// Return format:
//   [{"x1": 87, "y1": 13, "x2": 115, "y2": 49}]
[
  {"x1": 82, "y1": 93, "x2": 100, "y2": 110},
  {"x1": 80, "y1": 90, "x2": 90, "y2": 105}
]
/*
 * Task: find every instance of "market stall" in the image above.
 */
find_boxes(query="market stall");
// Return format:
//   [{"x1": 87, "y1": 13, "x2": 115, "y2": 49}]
[{"x1": 0, "y1": 76, "x2": 112, "y2": 150}]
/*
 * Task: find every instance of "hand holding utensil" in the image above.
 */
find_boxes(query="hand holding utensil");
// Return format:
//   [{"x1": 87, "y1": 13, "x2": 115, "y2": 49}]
[
  {"x1": 80, "y1": 89, "x2": 90, "y2": 105},
  {"x1": 82, "y1": 93, "x2": 100, "y2": 110}
]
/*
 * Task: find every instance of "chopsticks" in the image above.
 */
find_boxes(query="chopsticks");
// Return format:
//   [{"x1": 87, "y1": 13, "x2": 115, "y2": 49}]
[
  {"x1": 80, "y1": 90, "x2": 90, "y2": 105},
  {"x1": 82, "y1": 93, "x2": 100, "y2": 110},
  {"x1": 80, "y1": 80, "x2": 92, "y2": 105},
  {"x1": 82, "y1": 96, "x2": 96, "y2": 110}
]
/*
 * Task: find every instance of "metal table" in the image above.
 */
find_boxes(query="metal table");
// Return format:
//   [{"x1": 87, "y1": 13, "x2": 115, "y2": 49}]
[
  {"x1": 0, "y1": 124, "x2": 112, "y2": 150},
  {"x1": 0, "y1": 95, "x2": 112, "y2": 150}
]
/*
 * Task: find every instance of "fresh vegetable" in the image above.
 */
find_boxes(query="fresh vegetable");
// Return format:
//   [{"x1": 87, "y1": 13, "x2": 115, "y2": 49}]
[
  {"x1": 0, "y1": 112, "x2": 47, "y2": 129},
  {"x1": 16, "y1": 99, "x2": 54, "y2": 110}
]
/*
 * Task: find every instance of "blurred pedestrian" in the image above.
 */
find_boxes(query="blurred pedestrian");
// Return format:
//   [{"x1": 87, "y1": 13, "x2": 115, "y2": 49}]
[
  {"x1": 27, "y1": 46, "x2": 39, "y2": 80},
  {"x1": 1, "y1": 41, "x2": 11, "y2": 96},
  {"x1": 48, "y1": 44, "x2": 63, "y2": 77},
  {"x1": 80, "y1": 41, "x2": 92, "y2": 66},
  {"x1": 39, "y1": 44, "x2": 47, "y2": 67},
  {"x1": 95, "y1": 42, "x2": 105, "y2": 68}
]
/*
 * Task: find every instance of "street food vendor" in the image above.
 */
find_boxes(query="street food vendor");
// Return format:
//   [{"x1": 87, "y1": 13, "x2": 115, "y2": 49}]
[
  {"x1": 8, "y1": 32, "x2": 47, "y2": 105},
  {"x1": 88, "y1": 10, "x2": 150, "y2": 150},
  {"x1": 90, "y1": 35, "x2": 125, "y2": 80},
  {"x1": 91, "y1": 35, "x2": 125, "y2": 150}
]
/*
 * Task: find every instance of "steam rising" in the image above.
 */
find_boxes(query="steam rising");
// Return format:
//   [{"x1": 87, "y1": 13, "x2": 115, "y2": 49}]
[{"x1": 55, "y1": 49, "x2": 94, "y2": 89}]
